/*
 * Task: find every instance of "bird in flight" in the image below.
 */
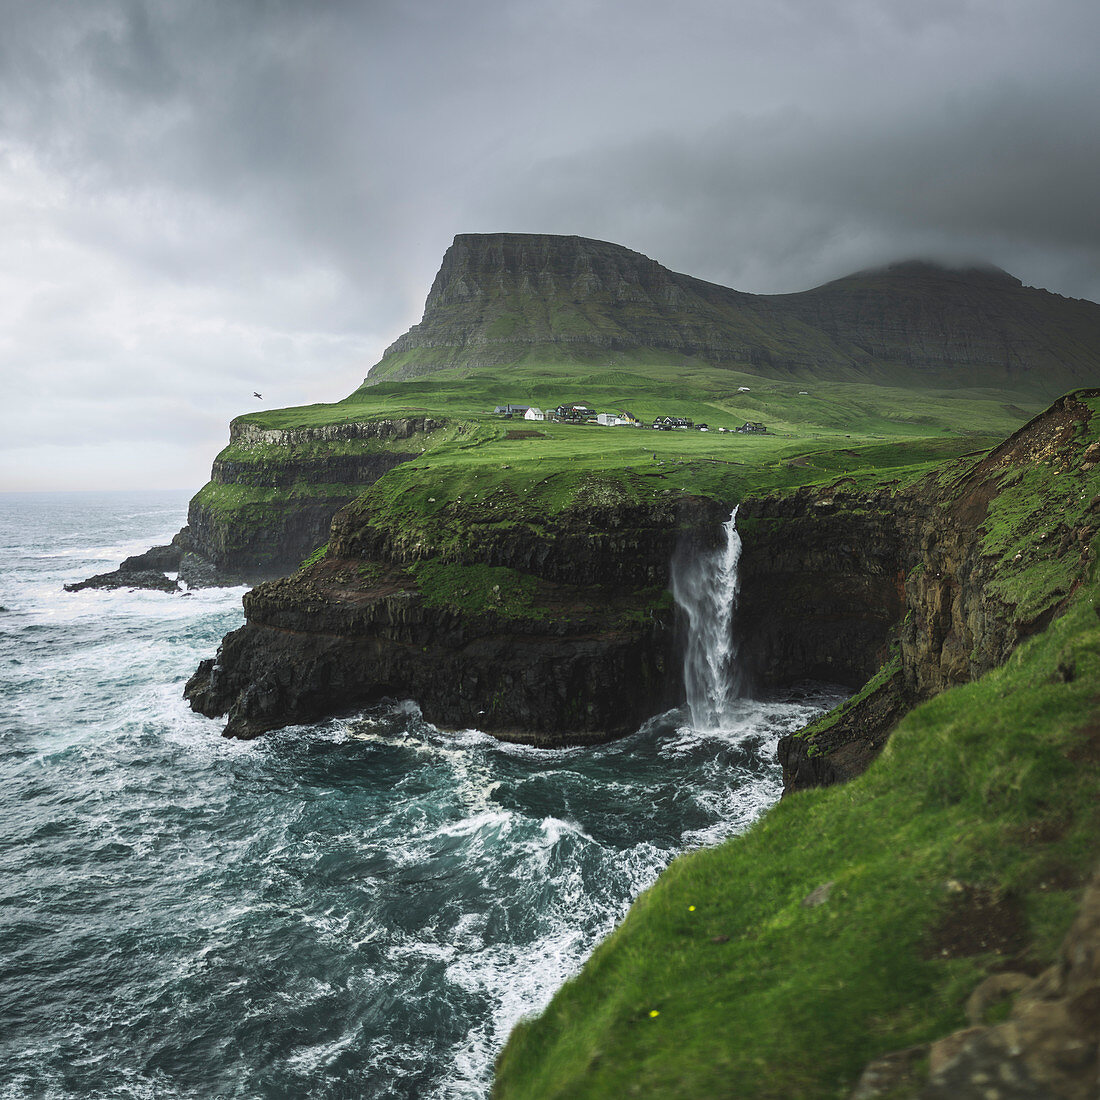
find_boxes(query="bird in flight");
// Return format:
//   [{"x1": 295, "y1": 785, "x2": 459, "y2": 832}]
[{"x1": 253, "y1": 392, "x2": 263, "y2": 399}]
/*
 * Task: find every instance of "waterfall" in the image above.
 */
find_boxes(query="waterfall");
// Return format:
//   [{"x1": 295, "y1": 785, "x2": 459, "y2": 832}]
[{"x1": 671, "y1": 507, "x2": 744, "y2": 731}]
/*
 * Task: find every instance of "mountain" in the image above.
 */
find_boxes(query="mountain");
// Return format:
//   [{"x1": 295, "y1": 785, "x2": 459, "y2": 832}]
[{"x1": 363, "y1": 234, "x2": 1100, "y2": 397}]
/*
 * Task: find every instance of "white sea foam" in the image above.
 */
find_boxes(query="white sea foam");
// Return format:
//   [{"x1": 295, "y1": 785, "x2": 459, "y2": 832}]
[{"x1": 2, "y1": 494, "x2": 847, "y2": 1100}]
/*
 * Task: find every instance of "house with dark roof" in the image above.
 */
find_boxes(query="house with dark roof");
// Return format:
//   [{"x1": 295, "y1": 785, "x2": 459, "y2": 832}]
[{"x1": 555, "y1": 403, "x2": 595, "y2": 422}]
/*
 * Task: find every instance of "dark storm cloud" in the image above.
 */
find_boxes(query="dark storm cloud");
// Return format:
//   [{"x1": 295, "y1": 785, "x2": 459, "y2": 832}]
[
  {"x1": 2, "y1": 0, "x2": 1099, "y2": 488},
  {"x1": 472, "y1": 3, "x2": 1100, "y2": 299},
  {"x1": 483, "y1": 71, "x2": 1100, "y2": 298}
]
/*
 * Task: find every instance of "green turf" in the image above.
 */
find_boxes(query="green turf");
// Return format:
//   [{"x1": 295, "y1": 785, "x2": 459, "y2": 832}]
[
  {"x1": 489, "y1": 400, "x2": 1100, "y2": 1100},
  {"x1": 220, "y1": 360, "x2": 1039, "y2": 531},
  {"x1": 243, "y1": 359, "x2": 1039, "y2": 443},
  {"x1": 492, "y1": 572, "x2": 1100, "y2": 1100}
]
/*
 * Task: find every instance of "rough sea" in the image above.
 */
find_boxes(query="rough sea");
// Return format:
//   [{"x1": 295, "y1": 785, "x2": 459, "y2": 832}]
[{"x1": 0, "y1": 491, "x2": 844, "y2": 1099}]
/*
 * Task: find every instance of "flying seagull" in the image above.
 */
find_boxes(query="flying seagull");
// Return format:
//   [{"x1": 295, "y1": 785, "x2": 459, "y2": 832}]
[{"x1": 253, "y1": 392, "x2": 263, "y2": 399}]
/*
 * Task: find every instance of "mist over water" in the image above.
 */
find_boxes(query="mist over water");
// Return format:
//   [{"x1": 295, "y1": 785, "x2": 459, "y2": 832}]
[{"x1": 0, "y1": 493, "x2": 843, "y2": 1099}]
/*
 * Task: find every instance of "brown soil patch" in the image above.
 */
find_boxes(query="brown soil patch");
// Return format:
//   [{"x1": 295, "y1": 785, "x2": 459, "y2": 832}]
[
  {"x1": 504, "y1": 429, "x2": 546, "y2": 440},
  {"x1": 950, "y1": 475, "x2": 1000, "y2": 529},
  {"x1": 980, "y1": 392, "x2": 1088, "y2": 472},
  {"x1": 924, "y1": 885, "x2": 1028, "y2": 962},
  {"x1": 945, "y1": 390, "x2": 1095, "y2": 527},
  {"x1": 1012, "y1": 815, "x2": 1071, "y2": 846},
  {"x1": 1067, "y1": 715, "x2": 1100, "y2": 765},
  {"x1": 1032, "y1": 861, "x2": 1084, "y2": 893}
]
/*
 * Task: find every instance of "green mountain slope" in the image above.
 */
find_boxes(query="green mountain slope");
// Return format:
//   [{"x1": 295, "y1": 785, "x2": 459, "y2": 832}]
[{"x1": 360, "y1": 234, "x2": 1100, "y2": 398}]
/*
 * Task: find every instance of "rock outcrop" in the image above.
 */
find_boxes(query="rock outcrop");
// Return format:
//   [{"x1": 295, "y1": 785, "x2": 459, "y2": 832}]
[
  {"x1": 64, "y1": 544, "x2": 183, "y2": 592},
  {"x1": 850, "y1": 865, "x2": 1100, "y2": 1099},
  {"x1": 64, "y1": 568, "x2": 180, "y2": 594},
  {"x1": 778, "y1": 390, "x2": 1100, "y2": 791}
]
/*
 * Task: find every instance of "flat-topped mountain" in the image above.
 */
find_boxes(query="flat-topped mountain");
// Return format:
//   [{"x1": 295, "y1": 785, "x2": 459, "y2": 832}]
[{"x1": 363, "y1": 233, "x2": 1100, "y2": 396}]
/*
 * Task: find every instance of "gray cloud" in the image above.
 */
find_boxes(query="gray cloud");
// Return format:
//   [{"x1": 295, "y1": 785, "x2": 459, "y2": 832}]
[{"x1": 2, "y1": 0, "x2": 1098, "y2": 488}]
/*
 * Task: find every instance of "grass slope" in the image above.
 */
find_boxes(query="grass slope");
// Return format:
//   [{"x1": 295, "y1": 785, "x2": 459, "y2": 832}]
[
  {"x1": 229, "y1": 359, "x2": 1034, "y2": 539},
  {"x1": 209, "y1": 359, "x2": 1047, "y2": 610},
  {"x1": 491, "y1": 403, "x2": 1100, "y2": 1100},
  {"x1": 493, "y1": 592, "x2": 1099, "y2": 1099}
]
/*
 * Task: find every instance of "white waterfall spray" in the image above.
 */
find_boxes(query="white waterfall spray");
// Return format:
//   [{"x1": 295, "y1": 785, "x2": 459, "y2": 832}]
[{"x1": 671, "y1": 507, "x2": 744, "y2": 731}]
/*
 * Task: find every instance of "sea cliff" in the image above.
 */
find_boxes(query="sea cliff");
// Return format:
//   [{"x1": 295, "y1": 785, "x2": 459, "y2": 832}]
[
  {"x1": 491, "y1": 388, "x2": 1100, "y2": 1099},
  {"x1": 171, "y1": 415, "x2": 443, "y2": 585},
  {"x1": 775, "y1": 390, "x2": 1100, "y2": 790},
  {"x1": 187, "y1": 392, "x2": 1100, "y2": 791},
  {"x1": 184, "y1": 491, "x2": 725, "y2": 741}
]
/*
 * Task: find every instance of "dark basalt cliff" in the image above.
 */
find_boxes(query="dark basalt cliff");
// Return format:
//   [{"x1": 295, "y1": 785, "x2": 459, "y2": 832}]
[
  {"x1": 365, "y1": 234, "x2": 1100, "y2": 395},
  {"x1": 187, "y1": 392, "x2": 1100, "y2": 794},
  {"x1": 185, "y1": 495, "x2": 729, "y2": 742},
  {"x1": 172, "y1": 416, "x2": 441, "y2": 585}
]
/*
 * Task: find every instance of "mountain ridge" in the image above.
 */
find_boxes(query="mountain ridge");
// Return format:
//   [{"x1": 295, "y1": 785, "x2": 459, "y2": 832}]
[{"x1": 362, "y1": 232, "x2": 1100, "y2": 396}]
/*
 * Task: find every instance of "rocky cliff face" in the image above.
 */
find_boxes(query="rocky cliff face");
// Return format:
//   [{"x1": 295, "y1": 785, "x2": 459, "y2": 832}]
[
  {"x1": 185, "y1": 494, "x2": 728, "y2": 741},
  {"x1": 737, "y1": 489, "x2": 905, "y2": 691},
  {"x1": 364, "y1": 234, "x2": 1100, "y2": 395},
  {"x1": 174, "y1": 416, "x2": 441, "y2": 584},
  {"x1": 777, "y1": 390, "x2": 1100, "y2": 790},
  {"x1": 376, "y1": 233, "x2": 792, "y2": 374}
]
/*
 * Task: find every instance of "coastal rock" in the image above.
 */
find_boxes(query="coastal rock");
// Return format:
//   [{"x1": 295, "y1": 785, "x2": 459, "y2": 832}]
[
  {"x1": 177, "y1": 551, "x2": 238, "y2": 589},
  {"x1": 64, "y1": 569, "x2": 180, "y2": 593},
  {"x1": 120, "y1": 544, "x2": 181, "y2": 572},
  {"x1": 65, "y1": 544, "x2": 183, "y2": 594}
]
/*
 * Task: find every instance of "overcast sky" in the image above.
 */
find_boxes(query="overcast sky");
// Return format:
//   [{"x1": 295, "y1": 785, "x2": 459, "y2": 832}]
[{"x1": 3, "y1": 0, "x2": 1099, "y2": 490}]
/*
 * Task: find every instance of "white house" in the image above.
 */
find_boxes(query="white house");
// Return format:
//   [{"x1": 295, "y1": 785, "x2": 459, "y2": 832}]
[
  {"x1": 524, "y1": 407, "x2": 546, "y2": 422},
  {"x1": 597, "y1": 412, "x2": 622, "y2": 427}
]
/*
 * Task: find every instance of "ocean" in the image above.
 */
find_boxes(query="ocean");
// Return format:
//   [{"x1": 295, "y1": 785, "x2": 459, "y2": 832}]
[{"x1": 0, "y1": 491, "x2": 842, "y2": 1099}]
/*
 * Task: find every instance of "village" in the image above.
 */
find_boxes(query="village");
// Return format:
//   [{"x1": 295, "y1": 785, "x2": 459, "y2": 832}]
[{"x1": 492, "y1": 402, "x2": 766, "y2": 434}]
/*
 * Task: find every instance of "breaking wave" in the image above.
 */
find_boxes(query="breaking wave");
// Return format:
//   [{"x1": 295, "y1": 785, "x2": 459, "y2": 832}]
[{"x1": 0, "y1": 492, "x2": 843, "y2": 1098}]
